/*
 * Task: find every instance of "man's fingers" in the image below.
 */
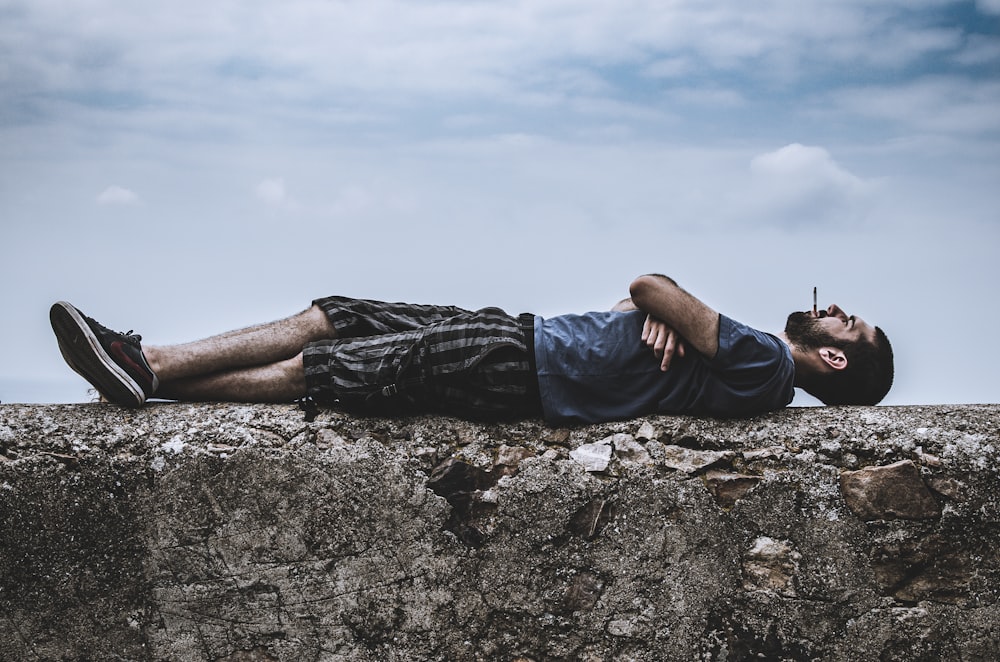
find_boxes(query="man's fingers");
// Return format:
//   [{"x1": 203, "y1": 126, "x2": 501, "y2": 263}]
[
  {"x1": 644, "y1": 316, "x2": 663, "y2": 354},
  {"x1": 660, "y1": 332, "x2": 676, "y2": 371},
  {"x1": 651, "y1": 326, "x2": 667, "y2": 356},
  {"x1": 640, "y1": 316, "x2": 686, "y2": 369}
]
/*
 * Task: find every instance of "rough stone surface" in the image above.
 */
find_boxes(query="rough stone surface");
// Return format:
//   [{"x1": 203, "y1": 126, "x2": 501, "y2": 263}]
[
  {"x1": 1, "y1": 403, "x2": 999, "y2": 661},
  {"x1": 703, "y1": 469, "x2": 762, "y2": 509},
  {"x1": 840, "y1": 459, "x2": 942, "y2": 520}
]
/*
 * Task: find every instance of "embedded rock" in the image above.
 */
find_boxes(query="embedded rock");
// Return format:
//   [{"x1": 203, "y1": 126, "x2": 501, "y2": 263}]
[
  {"x1": 743, "y1": 536, "x2": 801, "y2": 597},
  {"x1": 704, "y1": 469, "x2": 761, "y2": 509},
  {"x1": 1, "y1": 403, "x2": 999, "y2": 661},
  {"x1": 569, "y1": 439, "x2": 613, "y2": 472},
  {"x1": 840, "y1": 459, "x2": 941, "y2": 520}
]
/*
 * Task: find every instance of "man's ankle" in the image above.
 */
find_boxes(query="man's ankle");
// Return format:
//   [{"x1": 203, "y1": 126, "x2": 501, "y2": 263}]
[{"x1": 144, "y1": 346, "x2": 166, "y2": 380}]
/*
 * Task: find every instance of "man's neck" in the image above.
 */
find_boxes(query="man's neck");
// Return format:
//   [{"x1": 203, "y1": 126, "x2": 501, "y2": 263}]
[{"x1": 778, "y1": 333, "x2": 815, "y2": 389}]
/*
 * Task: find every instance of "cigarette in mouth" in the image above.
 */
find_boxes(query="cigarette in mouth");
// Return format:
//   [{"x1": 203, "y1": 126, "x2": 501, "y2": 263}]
[{"x1": 813, "y1": 287, "x2": 817, "y2": 315}]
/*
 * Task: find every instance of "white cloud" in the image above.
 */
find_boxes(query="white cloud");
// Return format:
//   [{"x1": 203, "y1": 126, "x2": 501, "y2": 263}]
[
  {"x1": 96, "y1": 185, "x2": 139, "y2": 206},
  {"x1": 665, "y1": 86, "x2": 746, "y2": 107},
  {"x1": 2, "y1": 0, "x2": 990, "y2": 140},
  {"x1": 328, "y1": 186, "x2": 375, "y2": 216},
  {"x1": 747, "y1": 144, "x2": 873, "y2": 227},
  {"x1": 978, "y1": 0, "x2": 1000, "y2": 16},
  {"x1": 953, "y1": 34, "x2": 1000, "y2": 66},
  {"x1": 255, "y1": 178, "x2": 288, "y2": 206},
  {"x1": 641, "y1": 57, "x2": 692, "y2": 79},
  {"x1": 828, "y1": 78, "x2": 1000, "y2": 136}
]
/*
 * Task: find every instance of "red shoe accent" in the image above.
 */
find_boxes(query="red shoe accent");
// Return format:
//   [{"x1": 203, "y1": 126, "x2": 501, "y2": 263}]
[{"x1": 110, "y1": 340, "x2": 153, "y2": 387}]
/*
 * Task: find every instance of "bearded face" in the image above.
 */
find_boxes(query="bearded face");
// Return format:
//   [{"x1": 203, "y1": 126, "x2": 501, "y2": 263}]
[{"x1": 784, "y1": 311, "x2": 846, "y2": 351}]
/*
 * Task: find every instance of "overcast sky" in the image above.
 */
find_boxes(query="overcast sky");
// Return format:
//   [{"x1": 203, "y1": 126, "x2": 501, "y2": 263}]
[{"x1": 2, "y1": 0, "x2": 998, "y2": 407}]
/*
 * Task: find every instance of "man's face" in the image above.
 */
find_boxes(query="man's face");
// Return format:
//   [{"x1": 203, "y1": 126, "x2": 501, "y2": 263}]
[{"x1": 785, "y1": 304, "x2": 876, "y2": 350}]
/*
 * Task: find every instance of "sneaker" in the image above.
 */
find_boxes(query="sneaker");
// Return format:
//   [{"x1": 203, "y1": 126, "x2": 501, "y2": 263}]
[{"x1": 50, "y1": 301, "x2": 159, "y2": 407}]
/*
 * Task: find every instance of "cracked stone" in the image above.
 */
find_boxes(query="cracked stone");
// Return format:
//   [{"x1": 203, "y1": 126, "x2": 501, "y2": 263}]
[
  {"x1": 839, "y1": 460, "x2": 941, "y2": 520},
  {"x1": 703, "y1": 470, "x2": 761, "y2": 509},
  {"x1": 570, "y1": 441, "x2": 613, "y2": 472},
  {"x1": 925, "y1": 476, "x2": 965, "y2": 501},
  {"x1": 914, "y1": 448, "x2": 943, "y2": 467},
  {"x1": 742, "y1": 446, "x2": 785, "y2": 462},
  {"x1": 891, "y1": 607, "x2": 929, "y2": 622},
  {"x1": 568, "y1": 497, "x2": 615, "y2": 540},
  {"x1": 872, "y1": 534, "x2": 973, "y2": 604},
  {"x1": 635, "y1": 421, "x2": 658, "y2": 441},
  {"x1": 426, "y1": 458, "x2": 497, "y2": 548},
  {"x1": 743, "y1": 537, "x2": 801, "y2": 597},
  {"x1": 543, "y1": 429, "x2": 571, "y2": 446},
  {"x1": 613, "y1": 434, "x2": 651, "y2": 466},
  {"x1": 496, "y1": 445, "x2": 534, "y2": 476},
  {"x1": 563, "y1": 571, "x2": 604, "y2": 613},
  {"x1": 660, "y1": 445, "x2": 733, "y2": 474},
  {"x1": 607, "y1": 619, "x2": 636, "y2": 637}
]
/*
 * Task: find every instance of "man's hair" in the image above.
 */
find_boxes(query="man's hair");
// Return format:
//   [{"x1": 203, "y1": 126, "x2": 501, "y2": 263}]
[{"x1": 804, "y1": 327, "x2": 894, "y2": 406}]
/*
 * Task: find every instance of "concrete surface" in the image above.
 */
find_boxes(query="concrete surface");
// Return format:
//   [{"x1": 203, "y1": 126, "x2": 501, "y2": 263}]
[{"x1": 1, "y1": 403, "x2": 998, "y2": 661}]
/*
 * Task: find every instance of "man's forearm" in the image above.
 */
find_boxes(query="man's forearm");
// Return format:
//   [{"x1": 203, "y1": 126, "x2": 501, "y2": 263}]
[
  {"x1": 614, "y1": 275, "x2": 678, "y2": 311},
  {"x1": 645, "y1": 274, "x2": 678, "y2": 288},
  {"x1": 629, "y1": 274, "x2": 720, "y2": 357}
]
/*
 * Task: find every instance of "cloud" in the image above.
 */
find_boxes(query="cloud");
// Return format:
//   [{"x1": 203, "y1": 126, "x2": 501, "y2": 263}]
[
  {"x1": 4, "y1": 0, "x2": 995, "y2": 146},
  {"x1": 665, "y1": 86, "x2": 746, "y2": 107},
  {"x1": 255, "y1": 177, "x2": 288, "y2": 206},
  {"x1": 641, "y1": 57, "x2": 693, "y2": 79},
  {"x1": 746, "y1": 144, "x2": 873, "y2": 227},
  {"x1": 978, "y1": 0, "x2": 1000, "y2": 16},
  {"x1": 827, "y1": 78, "x2": 1000, "y2": 136},
  {"x1": 952, "y1": 33, "x2": 1000, "y2": 66},
  {"x1": 96, "y1": 185, "x2": 139, "y2": 206},
  {"x1": 329, "y1": 186, "x2": 376, "y2": 217}
]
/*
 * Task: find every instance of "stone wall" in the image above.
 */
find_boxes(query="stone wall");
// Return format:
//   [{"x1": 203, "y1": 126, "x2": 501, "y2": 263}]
[{"x1": 1, "y1": 403, "x2": 998, "y2": 661}]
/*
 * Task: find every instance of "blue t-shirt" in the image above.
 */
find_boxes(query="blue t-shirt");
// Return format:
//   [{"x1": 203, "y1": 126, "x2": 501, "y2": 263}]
[{"x1": 533, "y1": 311, "x2": 794, "y2": 425}]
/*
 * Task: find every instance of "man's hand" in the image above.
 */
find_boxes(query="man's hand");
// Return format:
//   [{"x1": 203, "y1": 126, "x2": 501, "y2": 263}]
[
  {"x1": 642, "y1": 314, "x2": 686, "y2": 371},
  {"x1": 630, "y1": 274, "x2": 720, "y2": 359}
]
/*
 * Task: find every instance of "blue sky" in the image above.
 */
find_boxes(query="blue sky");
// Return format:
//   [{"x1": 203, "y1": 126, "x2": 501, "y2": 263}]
[{"x1": 1, "y1": 0, "x2": 999, "y2": 407}]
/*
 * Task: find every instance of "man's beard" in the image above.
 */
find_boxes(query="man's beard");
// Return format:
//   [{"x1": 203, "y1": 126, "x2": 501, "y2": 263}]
[{"x1": 785, "y1": 312, "x2": 844, "y2": 351}]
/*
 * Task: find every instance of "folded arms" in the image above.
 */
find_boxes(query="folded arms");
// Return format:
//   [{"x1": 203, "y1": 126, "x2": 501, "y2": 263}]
[{"x1": 616, "y1": 274, "x2": 721, "y2": 372}]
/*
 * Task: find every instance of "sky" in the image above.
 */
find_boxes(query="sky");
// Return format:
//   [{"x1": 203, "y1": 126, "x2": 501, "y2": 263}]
[{"x1": 1, "y1": 0, "x2": 999, "y2": 408}]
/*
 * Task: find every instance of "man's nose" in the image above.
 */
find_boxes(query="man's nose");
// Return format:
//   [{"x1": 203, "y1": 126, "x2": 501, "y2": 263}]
[{"x1": 826, "y1": 304, "x2": 847, "y2": 321}]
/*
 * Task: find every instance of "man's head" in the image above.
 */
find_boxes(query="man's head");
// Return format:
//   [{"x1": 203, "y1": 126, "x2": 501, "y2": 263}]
[{"x1": 785, "y1": 305, "x2": 894, "y2": 406}]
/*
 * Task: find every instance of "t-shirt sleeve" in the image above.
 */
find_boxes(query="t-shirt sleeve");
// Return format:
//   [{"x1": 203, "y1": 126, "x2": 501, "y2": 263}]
[{"x1": 705, "y1": 315, "x2": 795, "y2": 414}]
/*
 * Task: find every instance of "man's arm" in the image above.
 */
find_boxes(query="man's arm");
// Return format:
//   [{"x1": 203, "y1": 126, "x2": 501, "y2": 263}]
[
  {"x1": 611, "y1": 297, "x2": 638, "y2": 312},
  {"x1": 613, "y1": 294, "x2": 688, "y2": 371},
  {"x1": 629, "y1": 274, "x2": 720, "y2": 358}
]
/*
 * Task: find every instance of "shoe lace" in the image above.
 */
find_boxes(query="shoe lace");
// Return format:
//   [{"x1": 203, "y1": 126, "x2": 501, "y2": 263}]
[{"x1": 88, "y1": 314, "x2": 143, "y2": 345}]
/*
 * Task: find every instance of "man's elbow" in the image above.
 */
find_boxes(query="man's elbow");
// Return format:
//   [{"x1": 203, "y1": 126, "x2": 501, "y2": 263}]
[
  {"x1": 629, "y1": 276, "x2": 652, "y2": 303},
  {"x1": 629, "y1": 274, "x2": 675, "y2": 305}
]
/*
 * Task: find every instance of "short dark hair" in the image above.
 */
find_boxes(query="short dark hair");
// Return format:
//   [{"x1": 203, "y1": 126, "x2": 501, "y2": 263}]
[{"x1": 804, "y1": 327, "x2": 894, "y2": 406}]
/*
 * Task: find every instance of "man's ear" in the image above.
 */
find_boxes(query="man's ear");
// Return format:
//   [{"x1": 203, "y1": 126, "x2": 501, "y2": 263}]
[{"x1": 819, "y1": 347, "x2": 848, "y2": 371}]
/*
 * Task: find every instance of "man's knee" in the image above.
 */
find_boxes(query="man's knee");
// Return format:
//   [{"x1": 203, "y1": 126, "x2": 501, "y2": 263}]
[
  {"x1": 283, "y1": 353, "x2": 308, "y2": 392},
  {"x1": 306, "y1": 304, "x2": 337, "y2": 340}
]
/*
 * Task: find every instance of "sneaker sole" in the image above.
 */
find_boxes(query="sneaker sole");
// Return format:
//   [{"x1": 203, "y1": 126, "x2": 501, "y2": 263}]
[{"x1": 50, "y1": 302, "x2": 145, "y2": 407}]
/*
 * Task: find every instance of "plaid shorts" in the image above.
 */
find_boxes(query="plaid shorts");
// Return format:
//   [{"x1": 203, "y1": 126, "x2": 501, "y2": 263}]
[{"x1": 303, "y1": 296, "x2": 541, "y2": 419}]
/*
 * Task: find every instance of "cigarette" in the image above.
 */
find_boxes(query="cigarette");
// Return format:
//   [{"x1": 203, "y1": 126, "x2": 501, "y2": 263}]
[{"x1": 813, "y1": 287, "x2": 817, "y2": 315}]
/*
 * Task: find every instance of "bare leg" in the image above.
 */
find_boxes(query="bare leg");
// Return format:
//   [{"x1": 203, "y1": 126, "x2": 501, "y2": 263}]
[
  {"x1": 144, "y1": 305, "x2": 336, "y2": 383},
  {"x1": 155, "y1": 354, "x2": 306, "y2": 403}
]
